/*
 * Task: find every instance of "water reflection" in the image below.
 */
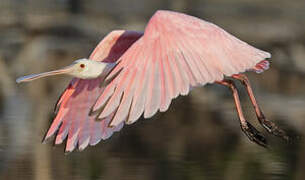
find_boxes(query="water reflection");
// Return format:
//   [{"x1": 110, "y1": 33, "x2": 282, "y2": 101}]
[{"x1": 1, "y1": 0, "x2": 305, "y2": 180}]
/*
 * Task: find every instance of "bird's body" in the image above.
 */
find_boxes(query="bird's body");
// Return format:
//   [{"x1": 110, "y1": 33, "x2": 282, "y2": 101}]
[{"x1": 17, "y1": 10, "x2": 288, "y2": 152}]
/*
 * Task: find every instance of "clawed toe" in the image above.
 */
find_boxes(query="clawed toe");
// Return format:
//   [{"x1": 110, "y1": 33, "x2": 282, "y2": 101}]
[
  {"x1": 241, "y1": 122, "x2": 268, "y2": 148},
  {"x1": 258, "y1": 116, "x2": 290, "y2": 142}
]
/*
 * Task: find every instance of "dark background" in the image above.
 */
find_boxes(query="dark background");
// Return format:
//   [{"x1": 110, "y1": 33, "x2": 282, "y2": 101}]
[{"x1": 0, "y1": 0, "x2": 305, "y2": 179}]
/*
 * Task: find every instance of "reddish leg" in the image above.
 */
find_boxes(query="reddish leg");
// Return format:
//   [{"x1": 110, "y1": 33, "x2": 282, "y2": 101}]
[
  {"x1": 232, "y1": 74, "x2": 289, "y2": 141},
  {"x1": 216, "y1": 79, "x2": 267, "y2": 147}
]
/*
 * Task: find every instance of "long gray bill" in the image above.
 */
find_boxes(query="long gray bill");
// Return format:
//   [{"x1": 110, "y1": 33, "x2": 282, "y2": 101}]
[{"x1": 16, "y1": 65, "x2": 74, "y2": 83}]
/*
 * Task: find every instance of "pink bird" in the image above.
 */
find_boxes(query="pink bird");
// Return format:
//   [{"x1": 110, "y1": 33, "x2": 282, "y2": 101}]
[{"x1": 17, "y1": 10, "x2": 288, "y2": 152}]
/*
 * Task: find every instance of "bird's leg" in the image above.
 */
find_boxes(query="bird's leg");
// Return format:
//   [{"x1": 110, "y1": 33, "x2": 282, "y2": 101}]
[
  {"x1": 232, "y1": 74, "x2": 289, "y2": 141},
  {"x1": 216, "y1": 79, "x2": 267, "y2": 147}
]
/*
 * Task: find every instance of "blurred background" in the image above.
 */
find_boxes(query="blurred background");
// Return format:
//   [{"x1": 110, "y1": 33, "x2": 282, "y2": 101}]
[{"x1": 1, "y1": 0, "x2": 305, "y2": 179}]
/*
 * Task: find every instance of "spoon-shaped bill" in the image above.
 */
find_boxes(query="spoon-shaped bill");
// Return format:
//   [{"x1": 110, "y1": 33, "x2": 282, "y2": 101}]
[{"x1": 16, "y1": 65, "x2": 74, "y2": 83}]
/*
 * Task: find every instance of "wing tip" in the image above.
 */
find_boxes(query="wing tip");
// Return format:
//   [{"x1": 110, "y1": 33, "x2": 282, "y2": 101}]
[
  {"x1": 42, "y1": 125, "x2": 61, "y2": 144},
  {"x1": 89, "y1": 139, "x2": 102, "y2": 146},
  {"x1": 64, "y1": 150, "x2": 73, "y2": 155},
  {"x1": 65, "y1": 147, "x2": 76, "y2": 153},
  {"x1": 42, "y1": 136, "x2": 52, "y2": 144}
]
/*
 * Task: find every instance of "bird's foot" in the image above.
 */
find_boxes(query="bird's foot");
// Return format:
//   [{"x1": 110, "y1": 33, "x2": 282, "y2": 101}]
[
  {"x1": 258, "y1": 116, "x2": 290, "y2": 142},
  {"x1": 241, "y1": 122, "x2": 268, "y2": 148}
]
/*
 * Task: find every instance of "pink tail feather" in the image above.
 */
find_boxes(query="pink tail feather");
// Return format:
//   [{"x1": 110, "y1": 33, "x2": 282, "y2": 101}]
[{"x1": 251, "y1": 60, "x2": 270, "y2": 73}]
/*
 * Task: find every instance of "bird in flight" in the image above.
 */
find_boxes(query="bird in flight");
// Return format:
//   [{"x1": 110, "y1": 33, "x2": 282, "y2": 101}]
[{"x1": 17, "y1": 10, "x2": 288, "y2": 152}]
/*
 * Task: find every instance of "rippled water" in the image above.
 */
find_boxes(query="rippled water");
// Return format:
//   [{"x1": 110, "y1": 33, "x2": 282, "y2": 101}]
[
  {"x1": 1, "y1": 89, "x2": 304, "y2": 180},
  {"x1": 1, "y1": 0, "x2": 305, "y2": 179}
]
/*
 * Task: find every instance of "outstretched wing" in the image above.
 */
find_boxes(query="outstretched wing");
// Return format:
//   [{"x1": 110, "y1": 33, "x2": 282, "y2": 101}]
[
  {"x1": 92, "y1": 10, "x2": 271, "y2": 127},
  {"x1": 43, "y1": 30, "x2": 143, "y2": 152}
]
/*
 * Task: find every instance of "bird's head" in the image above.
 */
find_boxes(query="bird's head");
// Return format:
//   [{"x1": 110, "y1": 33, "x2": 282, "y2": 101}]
[{"x1": 16, "y1": 58, "x2": 115, "y2": 83}]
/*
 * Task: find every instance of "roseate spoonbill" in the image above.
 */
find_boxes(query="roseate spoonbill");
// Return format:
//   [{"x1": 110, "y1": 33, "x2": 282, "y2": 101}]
[{"x1": 17, "y1": 10, "x2": 288, "y2": 152}]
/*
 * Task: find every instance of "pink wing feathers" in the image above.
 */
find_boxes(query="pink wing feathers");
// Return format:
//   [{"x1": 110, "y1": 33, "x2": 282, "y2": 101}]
[
  {"x1": 92, "y1": 10, "x2": 271, "y2": 128},
  {"x1": 43, "y1": 30, "x2": 143, "y2": 152}
]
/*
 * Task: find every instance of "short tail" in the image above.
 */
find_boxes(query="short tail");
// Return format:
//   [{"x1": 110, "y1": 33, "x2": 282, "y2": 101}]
[{"x1": 251, "y1": 60, "x2": 270, "y2": 73}]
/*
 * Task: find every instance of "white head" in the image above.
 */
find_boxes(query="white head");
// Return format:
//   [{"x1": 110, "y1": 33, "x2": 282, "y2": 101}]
[{"x1": 16, "y1": 58, "x2": 115, "y2": 83}]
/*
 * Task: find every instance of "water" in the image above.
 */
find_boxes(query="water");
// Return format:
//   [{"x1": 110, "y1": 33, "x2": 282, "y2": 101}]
[
  {"x1": 0, "y1": 90, "x2": 303, "y2": 180},
  {"x1": 1, "y1": 0, "x2": 305, "y2": 179}
]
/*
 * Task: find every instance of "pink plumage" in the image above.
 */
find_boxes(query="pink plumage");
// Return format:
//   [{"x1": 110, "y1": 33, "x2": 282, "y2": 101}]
[{"x1": 43, "y1": 10, "x2": 272, "y2": 152}]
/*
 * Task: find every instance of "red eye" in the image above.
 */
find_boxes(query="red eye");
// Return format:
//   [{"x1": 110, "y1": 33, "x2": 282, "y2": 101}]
[{"x1": 80, "y1": 64, "x2": 85, "y2": 68}]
